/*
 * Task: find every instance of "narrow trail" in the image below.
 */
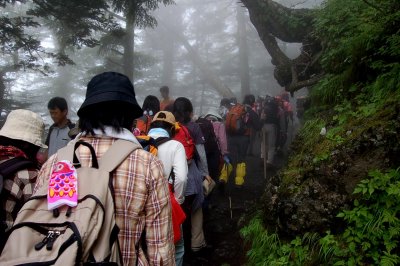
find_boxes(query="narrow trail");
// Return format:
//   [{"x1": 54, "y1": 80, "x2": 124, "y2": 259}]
[{"x1": 184, "y1": 136, "x2": 286, "y2": 266}]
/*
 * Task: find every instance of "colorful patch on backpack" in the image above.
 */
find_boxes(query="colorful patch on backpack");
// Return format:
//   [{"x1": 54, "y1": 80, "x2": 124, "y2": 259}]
[{"x1": 47, "y1": 160, "x2": 78, "y2": 210}]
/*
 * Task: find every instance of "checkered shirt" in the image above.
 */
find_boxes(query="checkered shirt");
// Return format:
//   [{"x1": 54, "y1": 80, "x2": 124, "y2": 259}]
[{"x1": 0, "y1": 146, "x2": 38, "y2": 232}]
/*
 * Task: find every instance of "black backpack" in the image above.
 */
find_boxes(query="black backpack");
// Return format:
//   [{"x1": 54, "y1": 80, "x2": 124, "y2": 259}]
[
  {"x1": 263, "y1": 96, "x2": 279, "y2": 124},
  {"x1": 196, "y1": 117, "x2": 220, "y2": 155}
]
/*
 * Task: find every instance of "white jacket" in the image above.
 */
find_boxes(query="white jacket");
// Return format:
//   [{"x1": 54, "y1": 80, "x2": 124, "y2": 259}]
[{"x1": 148, "y1": 131, "x2": 188, "y2": 204}]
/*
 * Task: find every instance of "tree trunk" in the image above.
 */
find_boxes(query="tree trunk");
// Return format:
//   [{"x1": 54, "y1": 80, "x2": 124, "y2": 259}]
[
  {"x1": 0, "y1": 72, "x2": 5, "y2": 106},
  {"x1": 161, "y1": 32, "x2": 174, "y2": 87},
  {"x1": 240, "y1": 0, "x2": 323, "y2": 93},
  {"x1": 123, "y1": 16, "x2": 135, "y2": 82},
  {"x1": 237, "y1": 4, "x2": 250, "y2": 99}
]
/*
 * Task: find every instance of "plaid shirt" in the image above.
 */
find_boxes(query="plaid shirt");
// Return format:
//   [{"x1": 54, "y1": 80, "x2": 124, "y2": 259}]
[
  {"x1": 34, "y1": 134, "x2": 175, "y2": 266},
  {"x1": 0, "y1": 146, "x2": 38, "y2": 232}
]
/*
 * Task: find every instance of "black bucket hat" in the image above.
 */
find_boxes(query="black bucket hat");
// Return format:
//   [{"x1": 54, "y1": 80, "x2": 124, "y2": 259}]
[{"x1": 77, "y1": 72, "x2": 143, "y2": 118}]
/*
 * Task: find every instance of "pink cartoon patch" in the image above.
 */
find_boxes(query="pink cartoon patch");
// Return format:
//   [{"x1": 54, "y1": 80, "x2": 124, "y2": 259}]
[{"x1": 47, "y1": 160, "x2": 78, "y2": 210}]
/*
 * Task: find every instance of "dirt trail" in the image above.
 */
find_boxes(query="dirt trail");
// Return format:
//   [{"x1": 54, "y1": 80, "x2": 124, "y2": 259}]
[{"x1": 184, "y1": 136, "x2": 284, "y2": 266}]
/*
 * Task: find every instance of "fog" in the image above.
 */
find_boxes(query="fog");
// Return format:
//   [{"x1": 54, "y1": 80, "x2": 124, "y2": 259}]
[{"x1": 0, "y1": 0, "x2": 322, "y2": 127}]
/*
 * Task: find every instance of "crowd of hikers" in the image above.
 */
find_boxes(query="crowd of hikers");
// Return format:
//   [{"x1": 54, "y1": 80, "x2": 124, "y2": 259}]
[{"x1": 0, "y1": 71, "x2": 297, "y2": 265}]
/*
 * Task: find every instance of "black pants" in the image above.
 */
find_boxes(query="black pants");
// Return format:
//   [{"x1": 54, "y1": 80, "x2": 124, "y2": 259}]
[{"x1": 227, "y1": 135, "x2": 250, "y2": 164}]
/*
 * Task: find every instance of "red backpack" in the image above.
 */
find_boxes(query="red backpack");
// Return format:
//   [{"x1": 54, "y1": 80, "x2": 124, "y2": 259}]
[
  {"x1": 173, "y1": 123, "x2": 195, "y2": 161},
  {"x1": 225, "y1": 104, "x2": 247, "y2": 135}
]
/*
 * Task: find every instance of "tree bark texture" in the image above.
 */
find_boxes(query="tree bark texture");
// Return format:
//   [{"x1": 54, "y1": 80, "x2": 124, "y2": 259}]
[
  {"x1": 241, "y1": 0, "x2": 323, "y2": 93},
  {"x1": 123, "y1": 16, "x2": 135, "y2": 82}
]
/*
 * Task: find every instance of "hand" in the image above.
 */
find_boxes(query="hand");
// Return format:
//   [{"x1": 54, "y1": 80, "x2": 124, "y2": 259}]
[
  {"x1": 204, "y1": 175, "x2": 212, "y2": 183},
  {"x1": 223, "y1": 155, "x2": 230, "y2": 164}
]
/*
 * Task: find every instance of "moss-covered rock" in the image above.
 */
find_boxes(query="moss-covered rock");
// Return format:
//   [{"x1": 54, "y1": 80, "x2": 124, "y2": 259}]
[{"x1": 262, "y1": 100, "x2": 400, "y2": 236}]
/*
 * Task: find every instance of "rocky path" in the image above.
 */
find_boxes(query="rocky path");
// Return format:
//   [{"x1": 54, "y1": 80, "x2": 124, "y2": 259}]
[{"x1": 184, "y1": 138, "x2": 284, "y2": 266}]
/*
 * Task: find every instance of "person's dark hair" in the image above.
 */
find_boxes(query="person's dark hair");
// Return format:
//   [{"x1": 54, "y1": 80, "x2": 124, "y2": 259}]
[
  {"x1": 173, "y1": 97, "x2": 193, "y2": 124},
  {"x1": 150, "y1": 121, "x2": 176, "y2": 137},
  {"x1": 142, "y1": 95, "x2": 160, "y2": 115},
  {"x1": 78, "y1": 101, "x2": 136, "y2": 135},
  {"x1": 243, "y1": 94, "x2": 255, "y2": 105},
  {"x1": 0, "y1": 136, "x2": 40, "y2": 165},
  {"x1": 220, "y1": 98, "x2": 230, "y2": 108},
  {"x1": 48, "y1": 97, "x2": 68, "y2": 111},
  {"x1": 160, "y1": 86, "x2": 169, "y2": 93},
  {"x1": 230, "y1": 97, "x2": 237, "y2": 105}
]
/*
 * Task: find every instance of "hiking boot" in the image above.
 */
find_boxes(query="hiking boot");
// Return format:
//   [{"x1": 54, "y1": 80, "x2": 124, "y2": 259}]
[
  {"x1": 218, "y1": 163, "x2": 232, "y2": 183},
  {"x1": 234, "y1": 162, "x2": 246, "y2": 186}
]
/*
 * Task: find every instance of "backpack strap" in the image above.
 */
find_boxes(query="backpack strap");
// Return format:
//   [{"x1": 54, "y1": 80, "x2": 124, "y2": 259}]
[
  {"x1": 0, "y1": 157, "x2": 34, "y2": 179},
  {"x1": 57, "y1": 143, "x2": 75, "y2": 162},
  {"x1": 99, "y1": 139, "x2": 142, "y2": 172},
  {"x1": 154, "y1": 137, "x2": 170, "y2": 147},
  {"x1": 0, "y1": 157, "x2": 34, "y2": 193},
  {"x1": 57, "y1": 139, "x2": 141, "y2": 172}
]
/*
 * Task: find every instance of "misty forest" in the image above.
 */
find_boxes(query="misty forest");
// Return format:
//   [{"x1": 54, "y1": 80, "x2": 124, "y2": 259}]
[{"x1": 1, "y1": 0, "x2": 400, "y2": 265}]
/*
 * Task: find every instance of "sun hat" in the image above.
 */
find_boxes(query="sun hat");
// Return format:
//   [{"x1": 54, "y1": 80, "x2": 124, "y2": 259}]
[
  {"x1": 0, "y1": 109, "x2": 47, "y2": 148},
  {"x1": 151, "y1": 111, "x2": 176, "y2": 126},
  {"x1": 77, "y1": 72, "x2": 143, "y2": 119}
]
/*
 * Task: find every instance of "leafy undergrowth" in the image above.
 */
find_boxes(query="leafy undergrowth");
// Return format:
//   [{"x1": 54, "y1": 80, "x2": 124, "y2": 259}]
[{"x1": 241, "y1": 169, "x2": 400, "y2": 266}]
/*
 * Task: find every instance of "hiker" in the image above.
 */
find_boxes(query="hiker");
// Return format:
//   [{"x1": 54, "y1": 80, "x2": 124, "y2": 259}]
[
  {"x1": 203, "y1": 108, "x2": 230, "y2": 182},
  {"x1": 275, "y1": 93, "x2": 294, "y2": 152},
  {"x1": 260, "y1": 94, "x2": 282, "y2": 170},
  {"x1": 173, "y1": 97, "x2": 212, "y2": 256},
  {"x1": 33, "y1": 72, "x2": 175, "y2": 265},
  {"x1": 218, "y1": 98, "x2": 232, "y2": 120},
  {"x1": 0, "y1": 109, "x2": 46, "y2": 250},
  {"x1": 160, "y1": 85, "x2": 174, "y2": 111},
  {"x1": 243, "y1": 94, "x2": 260, "y2": 156},
  {"x1": 147, "y1": 111, "x2": 188, "y2": 266},
  {"x1": 224, "y1": 95, "x2": 261, "y2": 188},
  {"x1": 45, "y1": 97, "x2": 75, "y2": 158},
  {"x1": 133, "y1": 95, "x2": 160, "y2": 136}
]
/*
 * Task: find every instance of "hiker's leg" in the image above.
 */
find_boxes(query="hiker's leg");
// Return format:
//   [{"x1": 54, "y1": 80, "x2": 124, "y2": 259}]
[
  {"x1": 182, "y1": 194, "x2": 195, "y2": 255},
  {"x1": 207, "y1": 151, "x2": 221, "y2": 182},
  {"x1": 265, "y1": 124, "x2": 277, "y2": 165},
  {"x1": 191, "y1": 207, "x2": 206, "y2": 251},
  {"x1": 234, "y1": 136, "x2": 249, "y2": 186},
  {"x1": 175, "y1": 225, "x2": 184, "y2": 266}
]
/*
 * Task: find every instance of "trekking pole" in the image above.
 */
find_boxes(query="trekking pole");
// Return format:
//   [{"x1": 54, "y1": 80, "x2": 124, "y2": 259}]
[
  {"x1": 263, "y1": 128, "x2": 267, "y2": 180},
  {"x1": 229, "y1": 196, "x2": 233, "y2": 219}
]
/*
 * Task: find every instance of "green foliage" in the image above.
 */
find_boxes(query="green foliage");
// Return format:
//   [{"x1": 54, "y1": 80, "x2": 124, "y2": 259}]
[
  {"x1": 243, "y1": 170, "x2": 400, "y2": 265},
  {"x1": 319, "y1": 169, "x2": 400, "y2": 265},
  {"x1": 240, "y1": 215, "x2": 320, "y2": 265},
  {"x1": 311, "y1": 0, "x2": 400, "y2": 107}
]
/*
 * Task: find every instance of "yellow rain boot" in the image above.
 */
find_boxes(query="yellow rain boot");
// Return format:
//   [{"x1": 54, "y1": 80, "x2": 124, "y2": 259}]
[
  {"x1": 235, "y1": 162, "x2": 246, "y2": 187},
  {"x1": 218, "y1": 163, "x2": 232, "y2": 184}
]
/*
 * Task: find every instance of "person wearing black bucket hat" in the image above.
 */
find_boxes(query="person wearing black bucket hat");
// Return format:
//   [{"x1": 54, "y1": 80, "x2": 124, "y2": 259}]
[
  {"x1": 34, "y1": 72, "x2": 175, "y2": 265},
  {"x1": 77, "y1": 72, "x2": 143, "y2": 118}
]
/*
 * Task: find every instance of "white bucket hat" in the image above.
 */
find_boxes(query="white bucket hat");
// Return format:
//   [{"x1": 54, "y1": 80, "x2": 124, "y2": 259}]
[{"x1": 0, "y1": 109, "x2": 47, "y2": 148}]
